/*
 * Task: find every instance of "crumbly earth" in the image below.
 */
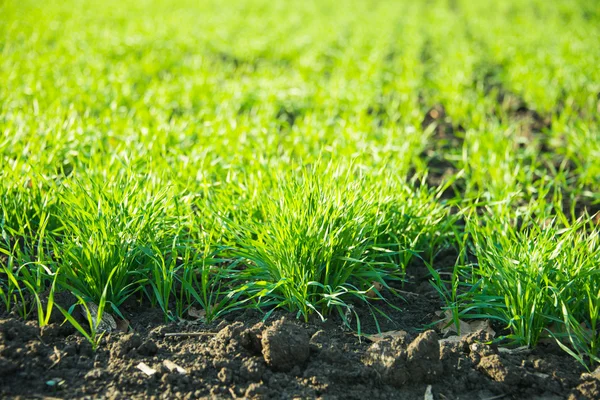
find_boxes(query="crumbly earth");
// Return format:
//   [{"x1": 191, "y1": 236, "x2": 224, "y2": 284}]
[
  {"x1": 1, "y1": 296, "x2": 599, "y2": 400},
  {"x1": 0, "y1": 257, "x2": 597, "y2": 400}
]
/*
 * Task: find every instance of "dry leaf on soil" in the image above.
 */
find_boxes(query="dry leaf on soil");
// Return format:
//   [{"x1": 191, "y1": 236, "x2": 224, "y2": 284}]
[
  {"x1": 540, "y1": 321, "x2": 595, "y2": 346},
  {"x1": 188, "y1": 306, "x2": 206, "y2": 320},
  {"x1": 360, "y1": 330, "x2": 408, "y2": 343},
  {"x1": 434, "y1": 310, "x2": 495, "y2": 337},
  {"x1": 82, "y1": 302, "x2": 117, "y2": 332}
]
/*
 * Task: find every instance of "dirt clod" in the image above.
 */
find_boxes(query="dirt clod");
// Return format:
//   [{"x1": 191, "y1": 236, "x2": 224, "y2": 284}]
[
  {"x1": 0, "y1": 302, "x2": 595, "y2": 399},
  {"x1": 261, "y1": 319, "x2": 310, "y2": 372},
  {"x1": 478, "y1": 354, "x2": 521, "y2": 385},
  {"x1": 365, "y1": 337, "x2": 410, "y2": 387},
  {"x1": 406, "y1": 330, "x2": 443, "y2": 383}
]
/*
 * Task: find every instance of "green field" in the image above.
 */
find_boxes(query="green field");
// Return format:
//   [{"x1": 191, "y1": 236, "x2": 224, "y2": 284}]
[{"x1": 1, "y1": 0, "x2": 599, "y2": 365}]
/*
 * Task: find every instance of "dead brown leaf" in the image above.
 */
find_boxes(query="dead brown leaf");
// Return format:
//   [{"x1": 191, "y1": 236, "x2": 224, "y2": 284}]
[
  {"x1": 188, "y1": 306, "x2": 206, "y2": 320},
  {"x1": 434, "y1": 310, "x2": 495, "y2": 337},
  {"x1": 82, "y1": 302, "x2": 117, "y2": 332},
  {"x1": 542, "y1": 321, "x2": 594, "y2": 345},
  {"x1": 360, "y1": 330, "x2": 408, "y2": 343}
]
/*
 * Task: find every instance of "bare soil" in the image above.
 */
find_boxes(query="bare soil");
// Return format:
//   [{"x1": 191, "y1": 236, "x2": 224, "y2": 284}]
[{"x1": 1, "y1": 265, "x2": 599, "y2": 400}]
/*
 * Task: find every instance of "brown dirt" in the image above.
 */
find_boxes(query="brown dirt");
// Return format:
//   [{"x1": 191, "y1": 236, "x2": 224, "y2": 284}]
[{"x1": 1, "y1": 274, "x2": 599, "y2": 400}]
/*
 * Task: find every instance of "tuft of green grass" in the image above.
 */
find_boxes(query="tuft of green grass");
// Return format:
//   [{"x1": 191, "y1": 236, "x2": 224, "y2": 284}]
[
  {"x1": 210, "y1": 165, "x2": 454, "y2": 328},
  {"x1": 48, "y1": 174, "x2": 174, "y2": 317},
  {"x1": 449, "y1": 207, "x2": 600, "y2": 368}
]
